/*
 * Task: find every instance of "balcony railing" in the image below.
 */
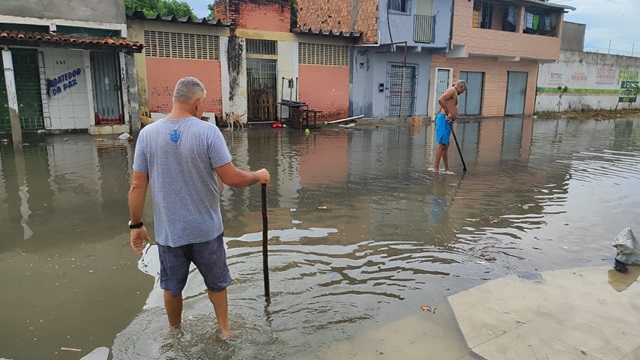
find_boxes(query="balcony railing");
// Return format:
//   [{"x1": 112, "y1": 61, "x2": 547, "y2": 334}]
[{"x1": 414, "y1": 14, "x2": 435, "y2": 43}]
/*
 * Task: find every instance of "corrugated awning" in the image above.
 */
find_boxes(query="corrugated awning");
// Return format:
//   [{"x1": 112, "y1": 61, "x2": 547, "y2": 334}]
[
  {"x1": 292, "y1": 28, "x2": 362, "y2": 39},
  {"x1": 126, "y1": 11, "x2": 232, "y2": 27},
  {"x1": 0, "y1": 30, "x2": 145, "y2": 52}
]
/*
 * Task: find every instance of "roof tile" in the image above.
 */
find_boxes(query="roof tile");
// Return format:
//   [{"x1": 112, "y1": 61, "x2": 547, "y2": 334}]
[{"x1": 0, "y1": 30, "x2": 145, "y2": 51}]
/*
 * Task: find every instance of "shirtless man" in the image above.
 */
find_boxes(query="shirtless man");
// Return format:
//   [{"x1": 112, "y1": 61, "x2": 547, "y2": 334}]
[{"x1": 433, "y1": 80, "x2": 467, "y2": 173}]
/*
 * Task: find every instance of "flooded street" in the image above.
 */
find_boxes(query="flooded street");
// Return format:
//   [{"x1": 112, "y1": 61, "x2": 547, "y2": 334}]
[{"x1": 1, "y1": 117, "x2": 640, "y2": 359}]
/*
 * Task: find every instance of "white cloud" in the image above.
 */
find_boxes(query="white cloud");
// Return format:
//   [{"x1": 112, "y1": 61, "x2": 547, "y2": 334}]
[{"x1": 562, "y1": 0, "x2": 640, "y2": 54}]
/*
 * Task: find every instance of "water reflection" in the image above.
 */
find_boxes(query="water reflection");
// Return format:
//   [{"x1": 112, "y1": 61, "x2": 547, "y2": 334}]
[{"x1": 0, "y1": 117, "x2": 639, "y2": 359}]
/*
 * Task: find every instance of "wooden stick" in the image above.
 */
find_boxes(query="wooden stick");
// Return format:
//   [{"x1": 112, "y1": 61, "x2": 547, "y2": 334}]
[
  {"x1": 449, "y1": 121, "x2": 467, "y2": 172},
  {"x1": 261, "y1": 183, "x2": 271, "y2": 299}
]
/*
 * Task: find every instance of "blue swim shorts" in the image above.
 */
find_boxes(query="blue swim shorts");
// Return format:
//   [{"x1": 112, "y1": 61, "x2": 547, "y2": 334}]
[
  {"x1": 435, "y1": 113, "x2": 452, "y2": 145},
  {"x1": 158, "y1": 233, "x2": 232, "y2": 297}
]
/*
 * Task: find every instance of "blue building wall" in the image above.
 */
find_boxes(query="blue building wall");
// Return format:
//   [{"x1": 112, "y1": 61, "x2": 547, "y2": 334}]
[
  {"x1": 378, "y1": 0, "x2": 453, "y2": 48},
  {"x1": 350, "y1": 49, "x2": 432, "y2": 118},
  {"x1": 350, "y1": 0, "x2": 453, "y2": 118}
]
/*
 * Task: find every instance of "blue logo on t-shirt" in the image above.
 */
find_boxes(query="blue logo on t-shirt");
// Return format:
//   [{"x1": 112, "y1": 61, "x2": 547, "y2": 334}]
[{"x1": 169, "y1": 129, "x2": 181, "y2": 144}]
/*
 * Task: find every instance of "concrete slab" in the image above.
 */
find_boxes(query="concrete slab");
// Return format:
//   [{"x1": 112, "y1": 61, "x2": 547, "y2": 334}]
[{"x1": 449, "y1": 266, "x2": 640, "y2": 360}]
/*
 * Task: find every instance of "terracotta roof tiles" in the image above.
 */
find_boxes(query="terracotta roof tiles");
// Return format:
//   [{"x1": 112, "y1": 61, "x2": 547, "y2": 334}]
[{"x1": 0, "y1": 30, "x2": 145, "y2": 52}]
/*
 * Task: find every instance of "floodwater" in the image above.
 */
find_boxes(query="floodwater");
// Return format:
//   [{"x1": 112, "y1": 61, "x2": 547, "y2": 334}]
[{"x1": 1, "y1": 117, "x2": 639, "y2": 360}]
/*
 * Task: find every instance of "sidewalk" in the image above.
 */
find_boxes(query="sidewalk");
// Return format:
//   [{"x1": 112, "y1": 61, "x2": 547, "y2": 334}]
[{"x1": 448, "y1": 266, "x2": 640, "y2": 359}]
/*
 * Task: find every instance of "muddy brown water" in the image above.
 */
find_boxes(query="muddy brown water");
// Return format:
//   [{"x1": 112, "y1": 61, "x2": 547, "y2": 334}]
[{"x1": 1, "y1": 117, "x2": 639, "y2": 359}]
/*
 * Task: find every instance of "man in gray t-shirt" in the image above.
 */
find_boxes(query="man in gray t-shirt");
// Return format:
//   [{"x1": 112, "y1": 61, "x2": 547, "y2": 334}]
[{"x1": 128, "y1": 77, "x2": 270, "y2": 337}]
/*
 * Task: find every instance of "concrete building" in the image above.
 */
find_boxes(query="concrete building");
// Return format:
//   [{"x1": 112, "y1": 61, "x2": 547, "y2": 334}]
[
  {"x1": 536, "y1": 22, "x2": 640, "y2": 112},
  {"x1": 430, "y1": 0, "x2": 574, "y2": 118},
  {"x1": 128, "y1": 0, "x2": 360, "y2": 127},
  {"x1": 296, "y1": 0, "x2": 454, "y2": 119},
  {"x1": 0, "y1": 0, "x2": 144, "y2": 143}
]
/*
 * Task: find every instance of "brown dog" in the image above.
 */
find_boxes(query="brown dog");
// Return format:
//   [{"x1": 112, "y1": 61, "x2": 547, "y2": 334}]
[
  {"x1": 139, "y1": 107, "x2": 155, "y2": 127},
  {"x1": 224, "y1": 111, "x2": 246, "y2": 131},
  {"x1": 410, "y1": 116, "x2": 422, "y2": 135}
]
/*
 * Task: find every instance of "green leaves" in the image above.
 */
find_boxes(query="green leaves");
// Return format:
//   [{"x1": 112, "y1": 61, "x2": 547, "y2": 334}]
[{"x1": 125, "y1": 0, "x2": 196, "y2": 19}]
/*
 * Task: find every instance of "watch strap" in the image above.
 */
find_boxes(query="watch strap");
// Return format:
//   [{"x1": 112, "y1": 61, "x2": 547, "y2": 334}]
[{"x1": 129, "y1": 221, "x2": 144, "y2": 229}]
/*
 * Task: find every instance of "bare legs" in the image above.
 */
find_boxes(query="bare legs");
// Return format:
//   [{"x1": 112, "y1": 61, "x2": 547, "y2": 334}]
[
  {"x1": 164, "y1": 290, "x2": 183, "y2": 328},
  {"x1": 433, "y1": 143, "x2": 450, "y2": 172},
  {"x1": 164, "y1": 288, "x2": 230, "y2": 336},
  {"x1": 208, "y1": 289, "x2": 230, "y2": 336}
]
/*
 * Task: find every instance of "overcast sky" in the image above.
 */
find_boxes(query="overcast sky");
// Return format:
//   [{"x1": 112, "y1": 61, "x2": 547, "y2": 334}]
[{"x1": 187, "y1": 0, "x2": 639, "y2": 56}]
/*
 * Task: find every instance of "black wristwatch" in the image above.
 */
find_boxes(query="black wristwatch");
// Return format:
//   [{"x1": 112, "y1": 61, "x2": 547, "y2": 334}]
[{"x1": 128, "y1": 221, "x2": 144, "y2": 229}]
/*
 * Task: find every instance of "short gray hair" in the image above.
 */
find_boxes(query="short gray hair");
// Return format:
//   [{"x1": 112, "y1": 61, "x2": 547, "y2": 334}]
[
  {"x1": 455, "y1": 80, "x2": 467, "y2": 89},
  {"x1": 173, "y1": 77, "x2": 206, "y2": 104}
]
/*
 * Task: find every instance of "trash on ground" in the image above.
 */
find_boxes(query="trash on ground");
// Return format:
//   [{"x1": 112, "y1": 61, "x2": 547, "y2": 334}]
[
  {"x1": 420, "y1": 305, "x2": 432, "y2": 312},
  {"x1": 613, "y1": 228, "x2": 640, "y2": 266},
  {"x1": 327, "y1": 115, "x2": 364, "y2": 124},
  {"x1": 61, "y1": 347, "x2": 82, "y2": 351},
  {"x1": 317, "y1": 206, "x2": 327, "y2": 210},
  {"x1": 118, "y1": 132, "x2": 130, "y2": 140}
]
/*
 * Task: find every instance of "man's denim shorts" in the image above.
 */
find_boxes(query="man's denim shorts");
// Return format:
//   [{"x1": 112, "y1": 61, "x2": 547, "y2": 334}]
[{"x1": 158, "y1": 234, "x2": 232, "y2": 297}]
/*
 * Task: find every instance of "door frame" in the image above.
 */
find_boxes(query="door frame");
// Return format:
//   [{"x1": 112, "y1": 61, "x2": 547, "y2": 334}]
[
  {"x1": 90, "y1": 51, "x2": 125, "y2": 125},
  {"x1": 429, "y1": 67, "x2": 452, "y2": 119},
  {"x1": 505, "y1": 71, "x2": 528, "y2": 116}
]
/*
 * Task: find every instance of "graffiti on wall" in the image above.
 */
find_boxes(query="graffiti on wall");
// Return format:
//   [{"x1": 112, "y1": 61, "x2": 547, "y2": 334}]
[
  {"x1": 47, "y1": 68, "x2": 82, "y2": 97},
  {"x1": 548, "y1": 72, "x2": 564, "y2": 86},
  {"x1": 149, "y1": 85, "x2": 223, "y2": 113},
  {"x1": 570, "y1": 72, "x2": 588, "y2": 85},
  {"x1": 596, "y1": 67, "x2": 616, "y2": 85}
]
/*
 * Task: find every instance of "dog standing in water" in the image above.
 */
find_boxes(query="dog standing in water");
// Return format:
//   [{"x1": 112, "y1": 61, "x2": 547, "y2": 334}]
[{"x1": 224, "y1": 111, "x2": 246, "y2": 131}]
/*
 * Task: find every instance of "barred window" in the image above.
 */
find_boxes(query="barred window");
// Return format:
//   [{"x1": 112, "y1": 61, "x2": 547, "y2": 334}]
[
  {"x1": 246, "y1": 39, "x2": 277, "y2": 55},
  {"x1": 299, "y1": 43, "x2": 349, "y2": 66},
  {"x1": 144, "y1": 30, "x2": 220, "y2": 60}
]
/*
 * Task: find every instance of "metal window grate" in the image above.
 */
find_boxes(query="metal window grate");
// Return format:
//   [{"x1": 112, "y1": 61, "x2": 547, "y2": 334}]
[
  {"x1": 414, "y1": 15, "x2": 435, "y2": 43},
  {"x1": 298, "y1": 43, "x2": 349, "y2": 66},
  {"x1": 385, "y1": 62, "x2": 418, "y2": 117},
  {"x1": 144, "y1": 30, "x2": 220, "y2": 60},
  {"x1": 246, "y1": 39, "x2": 277, "y2": 55}
]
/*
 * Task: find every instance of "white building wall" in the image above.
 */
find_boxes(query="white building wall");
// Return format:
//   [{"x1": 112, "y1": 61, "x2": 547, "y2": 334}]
[
  {"x1": 277, "y1": 41, "x2": 299, "y2": 120},
  {"x1": 41, "y1": 48, "x2": 91, "y2": 130},
  {"x1": 536, "y1": 50, "x2": 640, "y2": 112}
]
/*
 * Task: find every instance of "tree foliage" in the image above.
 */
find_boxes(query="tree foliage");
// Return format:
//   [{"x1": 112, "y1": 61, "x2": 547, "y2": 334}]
[
  {"x1": 125, "y1": 0, "x2": 196, "y2": 18},
  {"x1": 206, "y1": 4, "x2": 215, "y2": 20}
]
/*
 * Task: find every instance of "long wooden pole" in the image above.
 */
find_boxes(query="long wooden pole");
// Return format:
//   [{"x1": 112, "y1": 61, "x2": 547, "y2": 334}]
[
  {"x1": 449, "y1": 122, "x2": 467, "y2": 172},
  {"x1": 261, "y1": 183, "x2": 270, "y2": 299}
]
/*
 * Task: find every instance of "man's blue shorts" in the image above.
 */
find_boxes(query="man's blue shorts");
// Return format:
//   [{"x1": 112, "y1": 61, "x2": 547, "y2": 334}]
[
  {"x1": 435, "y1": 113, "x2": 452, "y2": 145},
  {"x1": 158, "y1": 234, "x2": 232, "y2": 297}
]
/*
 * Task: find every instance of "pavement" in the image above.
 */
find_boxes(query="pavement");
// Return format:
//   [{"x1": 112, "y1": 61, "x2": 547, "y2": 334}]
[{"x1": 448, "y1": 266, "x2": 640, "y2": 360}]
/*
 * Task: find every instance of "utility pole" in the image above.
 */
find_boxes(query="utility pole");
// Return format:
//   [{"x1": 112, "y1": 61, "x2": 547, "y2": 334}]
[
  {"x1": 608, "y1": 40, "x2": 611, "y2": 54},
  {"x1": 632, "y1": 43, "x2": 635, "y2": 57}
]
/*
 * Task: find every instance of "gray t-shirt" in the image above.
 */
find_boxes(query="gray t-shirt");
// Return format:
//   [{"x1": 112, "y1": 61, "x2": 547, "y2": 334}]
[{"x1": 133, "y1": 117, "x2": 232, "y2": 247}]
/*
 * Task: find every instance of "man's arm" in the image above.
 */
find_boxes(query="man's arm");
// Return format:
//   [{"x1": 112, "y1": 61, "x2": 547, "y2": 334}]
[
  {"x1": 128, "y1": 171, "x2": 150, "y2": 255},
  {"x1": 216, "y1": 162, "x2": 270, "y2": 188},
  {"x1": 129, "y1": 171, "x2": 149, "y2": 223}
]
